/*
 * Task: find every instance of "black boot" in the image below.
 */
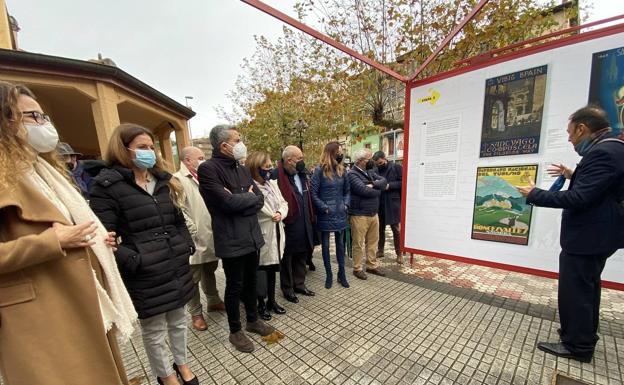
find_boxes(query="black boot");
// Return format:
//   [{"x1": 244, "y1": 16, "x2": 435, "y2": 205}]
[
  {"x1": 337, "y1": 245, "x2": 350, "y2": 288},
  {"x1": 257, "y1": 297, "x2": 272, "y2": 321},
  {"x1": 267, "y1": 301, "x2": 286, "y2": 314}
]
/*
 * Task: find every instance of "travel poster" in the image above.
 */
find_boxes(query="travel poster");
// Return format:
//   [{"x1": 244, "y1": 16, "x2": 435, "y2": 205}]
[
  {"x1": 588, "y1": 46, "x2": 624, "y2": 137},
  {"x1": 480, "y1": 65, "x2": 548, "y2": 157},
  {"x1": 471, "y1": 165, "x2": 538, "y2": 245}
]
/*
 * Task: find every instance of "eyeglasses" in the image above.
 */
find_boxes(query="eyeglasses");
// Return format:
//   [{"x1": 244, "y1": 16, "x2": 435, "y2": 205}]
[{"x1": 21, "y1": 110, "x2": 51, "y2": 124}]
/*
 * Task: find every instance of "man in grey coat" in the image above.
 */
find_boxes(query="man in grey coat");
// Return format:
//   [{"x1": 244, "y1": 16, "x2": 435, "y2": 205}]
[{"x1": 174, "y1": 146, "x2": 225, "y2": 332}]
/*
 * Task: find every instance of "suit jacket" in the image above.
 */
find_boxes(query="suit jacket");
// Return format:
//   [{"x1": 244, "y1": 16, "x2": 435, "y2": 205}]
[
  {"x1": 275, "y1": 164, "x2": 314, "y2": 254},
  {"x1": 527, "y1": 138, "x2": 624, "y2": 255},
  {"x1": 377, "y1": 162, "x2": 402, "y2": 225}
]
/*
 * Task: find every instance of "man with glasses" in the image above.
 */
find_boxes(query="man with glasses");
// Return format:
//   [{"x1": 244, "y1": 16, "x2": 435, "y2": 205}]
[
  {"x1": 348, "y1": 148, "x2": 388, "y2": 280},
  {"x1": 517, "y1": 106, "x2": 624, "y2": 363},
  {"x1": 274, "y1": 145, "x2": 316, "y2": 303}
]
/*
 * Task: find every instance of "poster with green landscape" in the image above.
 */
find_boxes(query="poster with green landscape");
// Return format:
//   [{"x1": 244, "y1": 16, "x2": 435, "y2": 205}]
[{"x1": 471, "y1": 165, "x2": 538, "y2": 245}]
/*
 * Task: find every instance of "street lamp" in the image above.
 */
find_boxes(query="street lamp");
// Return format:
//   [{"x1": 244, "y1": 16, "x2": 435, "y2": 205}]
[
  {"x1": 184, "y1": 96, "x2": 194, "y2": 146},
  {"x1": 294, "y1": 118, "x2": 308, "y2": 151}
]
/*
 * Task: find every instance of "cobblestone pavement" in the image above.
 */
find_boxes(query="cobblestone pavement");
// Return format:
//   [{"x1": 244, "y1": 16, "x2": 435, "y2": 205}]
[
  {"x1": 5, "y1": 229, "x2": 623, "y2": 385},
  {"x1": 115, "y1": 231, "x2": 624, "y2": 385},
  {"x1": 383, "y1": 252, "x2": 624, "y2": 323},
  {"x1": 373, "y1": 230, "x2": 624, "y2": 340}
]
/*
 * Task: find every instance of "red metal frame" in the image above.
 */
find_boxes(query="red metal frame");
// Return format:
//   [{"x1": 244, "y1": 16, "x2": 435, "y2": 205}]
[
  {"x1": 454, "y1": 14, "x2": 624, "y2": 68},
  {"x1": 401, "y1": 20, "x2": 624, "y2": 291},
  {"x1": 241, "y1": 1, "x2": 624, "y2": 289},
  {"x1": 240, "y1": 0, "x2": 407, "y2": 83},
  {"x1": 408, "y1": 0, "x2": 490, "y2": 82},
  {"x1": 240, "y1": 0, "x2": 491, "y2": 84},
  {"x1": 399, "y1": 82, "x2": 410, "y2": 259}
]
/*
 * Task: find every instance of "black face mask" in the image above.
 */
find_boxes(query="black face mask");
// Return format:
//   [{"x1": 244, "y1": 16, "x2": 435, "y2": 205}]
[
  {"x1": 66, "y1": 162, "x2": 75, "y2": 171},
  {"x1": 365, "y1": 160, "x2": 375, "y2": 170},
  {"x1": 335, "y1": 154, "x2": 344, "y2": 164},
  {"x1": 295, "y1": 160, "x2": 306, "y2": 173},
  {"x1": 258, "y1": 168, "x2": 272, "y2": 181},
  {"x1": 377, "y1": 162, "x2": 388, "y2": 171}
]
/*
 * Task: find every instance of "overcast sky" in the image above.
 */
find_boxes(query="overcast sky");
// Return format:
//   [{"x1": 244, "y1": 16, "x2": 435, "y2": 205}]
[{"x1": 7, "y1": 0, "x2": 624, "y2": 138}]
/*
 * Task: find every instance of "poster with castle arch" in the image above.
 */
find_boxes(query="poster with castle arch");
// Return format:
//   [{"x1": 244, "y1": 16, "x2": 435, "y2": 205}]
[
  {"x1": 480, "y1": 65, "x2": 548, "y2": 157},
  {"x1": 471, "y1": 165, "x2": 538, "y2": 245}
]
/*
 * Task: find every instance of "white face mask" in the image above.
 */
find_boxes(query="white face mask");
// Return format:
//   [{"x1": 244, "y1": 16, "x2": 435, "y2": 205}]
[
  {"x1": 25, "y1": 122, "x2": 59, "y2": 153},
  {"x1": 227, "y1": 142, "x2": 247, "y2": 161},
  {"x1": 192, "y1": 159, "x2": 205, "y2": 171}
]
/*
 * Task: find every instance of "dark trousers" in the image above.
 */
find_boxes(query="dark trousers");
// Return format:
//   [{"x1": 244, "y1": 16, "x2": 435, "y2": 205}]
[
  {"x1": 377, "y1": 212, "x2": 400, "y2": 256},
  {"x1": 221, "y1": 252, "x2": 259, "y2": 333},
  {"x1": 321, "y1": 231, "x2": 346, "y2": 278},
  {"x1": 558, "y1": 249, "x2": 614, "y2": 356},
  {"x1": 281, "y1": 250, "x2": 308, "y2": 295},
  {"x1": 257, "y1": 270, "x2": 277, "y2": 305}
]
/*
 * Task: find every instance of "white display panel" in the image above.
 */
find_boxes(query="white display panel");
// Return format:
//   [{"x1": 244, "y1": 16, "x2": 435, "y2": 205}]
[{"x1": 403, "y1": 28, "x2": 624, "y2": 286}]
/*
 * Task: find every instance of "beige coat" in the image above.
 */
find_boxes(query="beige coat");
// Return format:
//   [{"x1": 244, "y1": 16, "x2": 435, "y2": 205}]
[
  {"x1": 258, "y1": 180, "x2": 288, "y2": 266},
  {"x1": 174, "y1": 162, "x2": 217, "y2": 264},
  {"x1": 0, "y1": 179, "x2": 128, "y2": 385}
]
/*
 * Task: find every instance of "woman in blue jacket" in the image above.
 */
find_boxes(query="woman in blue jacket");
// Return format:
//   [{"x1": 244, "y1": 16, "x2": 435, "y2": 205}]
[{"x1": 311, "y1": 141, "x2": 350, "y2": 289}]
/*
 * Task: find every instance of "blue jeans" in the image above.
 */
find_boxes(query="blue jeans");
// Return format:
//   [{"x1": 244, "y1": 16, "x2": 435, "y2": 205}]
[{"x1": 321, "y1": 230, "x2": 346, "y2": 278}]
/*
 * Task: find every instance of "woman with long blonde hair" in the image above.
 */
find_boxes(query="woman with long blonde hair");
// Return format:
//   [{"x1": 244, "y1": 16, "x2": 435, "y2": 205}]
[
  {"x1": 89, "y1": 123, "x2": 198, "y2": 385},
  {"x1": 0, "y1": 81, "x2": 136, "y2": 385},
  {"x1": 310, "y1": 141, "x2": 350, "y2": 289}
]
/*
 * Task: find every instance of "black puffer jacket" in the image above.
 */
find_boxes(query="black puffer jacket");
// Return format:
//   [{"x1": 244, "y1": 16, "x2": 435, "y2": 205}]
[
  {"x1": 198, "y1": 150, "x2": 265, "y2": 258},
  {"x1": 89, "y1": 165, "x2": 196, "y2": 319}
]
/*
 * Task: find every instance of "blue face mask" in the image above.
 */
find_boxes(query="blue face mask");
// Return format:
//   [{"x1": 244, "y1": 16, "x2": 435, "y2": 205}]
[
  {"x1": 130, "y1": 149, "x2": 156, "y2": 169},
  {"x1": 573, "y1": 138, "x2": 592, "y2": 156}
]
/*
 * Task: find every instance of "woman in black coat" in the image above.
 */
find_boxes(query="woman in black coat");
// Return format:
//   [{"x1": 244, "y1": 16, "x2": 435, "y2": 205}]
[{"x1": 90, "y1": 123, "x2": 198, "y2": 385}]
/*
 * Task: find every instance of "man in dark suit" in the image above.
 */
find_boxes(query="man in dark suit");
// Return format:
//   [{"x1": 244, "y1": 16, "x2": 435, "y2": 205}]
[
  {"x1": 517, "y1": 106, "x2": 624, "y2": 363},
  {"x1": 275, "y1": 145, "x2": 316, "y2": 303},
  {"x1": 373, "y1": 151, "x2": 403, "y2": 264}
]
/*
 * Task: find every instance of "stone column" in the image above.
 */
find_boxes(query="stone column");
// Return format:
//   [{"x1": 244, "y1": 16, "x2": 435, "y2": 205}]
[
  {"x1": 91, "y1": 82, "x2": 120, "y2": 155},
  {"x1": 0, "y1": 0, "x2": 13, "y2": 49},
  {"x1": 158, "y1": 131, "x2": 175, "y2": 172}
]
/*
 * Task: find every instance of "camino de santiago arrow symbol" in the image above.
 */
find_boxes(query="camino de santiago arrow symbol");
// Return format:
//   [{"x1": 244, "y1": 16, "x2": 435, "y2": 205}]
[{"x1": 417, "y1": 89, "x2": 441, "y2": 105}]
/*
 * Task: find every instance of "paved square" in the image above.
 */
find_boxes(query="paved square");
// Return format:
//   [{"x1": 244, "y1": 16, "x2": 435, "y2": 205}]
[
  {"x1": 115, "y1": 251, "x2": 624, "y2": 385},
  {"x1": 4, "y1": 230, "x2": 623, "y2": 385}
]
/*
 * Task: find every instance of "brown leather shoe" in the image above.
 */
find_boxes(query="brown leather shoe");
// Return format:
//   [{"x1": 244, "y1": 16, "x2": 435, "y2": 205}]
[
  {"x1": 396, "y1": 254, "x2": 404, "y2": 265},
  {"x1": 207, "y1": 302, "x2": 226, "y2": 312},
  {"x1": 367, "y1": 268, "x2": 386, "y2": 277},
  {"x1": 191, "y1": 315, "x2": 207, "y2": 331},
  {"x1": 353, "y1": 270, "x2": 367, "y2": 280}
]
